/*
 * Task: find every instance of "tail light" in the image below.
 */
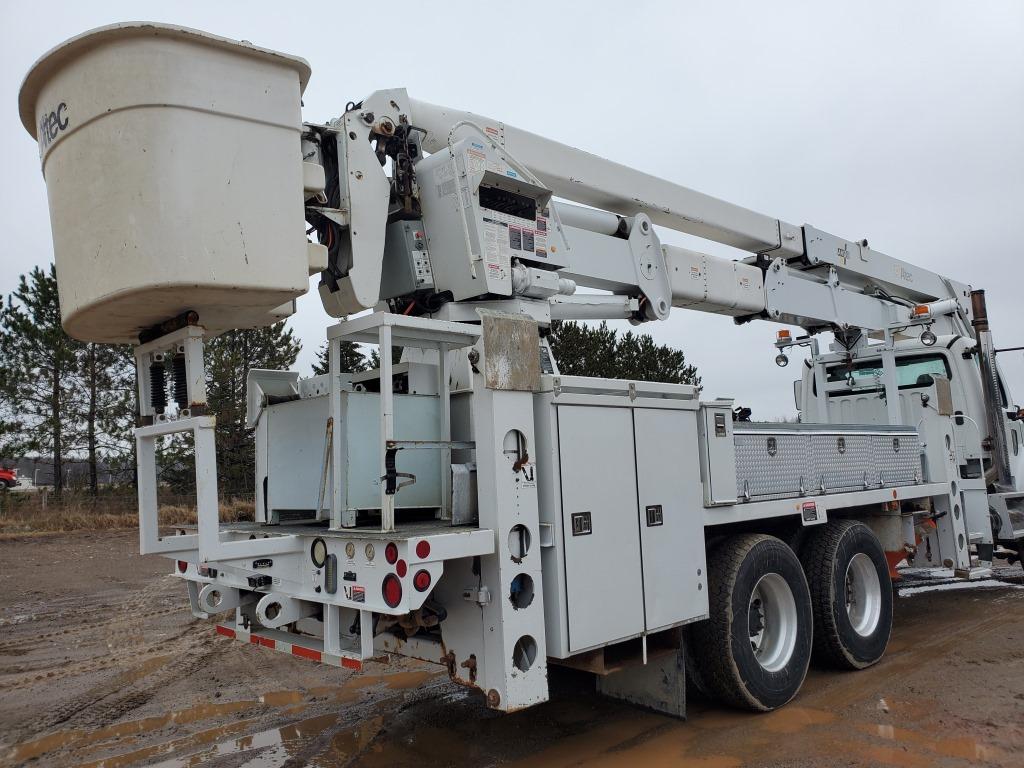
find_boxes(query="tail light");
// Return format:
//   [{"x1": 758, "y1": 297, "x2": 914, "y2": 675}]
[
  {"x1": 396, "y1": 559, "x2": 408, "y2": 578},
  {"x1": 382, "y1": 574, "x2": 402, "y2": 608},
  {"x1": 176, "y1": 560, "x2": 187, "y2": 573},
  {"x1": 415, "y1": 540, "x2": 431, "y2": 559},
  {"x1": 413, "y1": 570, "x2": 432, "y2": 592},
  {"x1": 384, "y1": 542, "x2": 399, "y2": 564}
]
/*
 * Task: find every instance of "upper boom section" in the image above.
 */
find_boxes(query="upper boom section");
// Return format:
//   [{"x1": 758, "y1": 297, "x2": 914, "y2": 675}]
[{"x1": 407, "y1": 98, "x2": 804, "y2": 259}]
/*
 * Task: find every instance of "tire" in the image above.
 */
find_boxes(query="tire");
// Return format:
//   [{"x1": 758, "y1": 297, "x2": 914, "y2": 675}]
[
  {"x1": 800, "y1": 519, "x2": 892, "y2": 670},
  {"x1": 688, "y1": 534, "x2": 813, "y2": 711}
]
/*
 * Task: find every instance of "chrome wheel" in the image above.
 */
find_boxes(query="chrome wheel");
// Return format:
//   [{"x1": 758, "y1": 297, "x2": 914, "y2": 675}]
[
  {"x1": 844, "y1": 552, "x2": 882, "y2": 637},
  {"x1": 748, "y1": 572, "x2": 799, "y2": 672}
]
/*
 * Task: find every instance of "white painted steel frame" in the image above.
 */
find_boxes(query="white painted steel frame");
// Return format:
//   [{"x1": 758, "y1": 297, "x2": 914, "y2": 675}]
[
  {"x1": 327, "y1": 313, "x2": 480, "y2": 531},
  {"x1": 705, "y1": 481, "x2": 949, "y2": 527}
]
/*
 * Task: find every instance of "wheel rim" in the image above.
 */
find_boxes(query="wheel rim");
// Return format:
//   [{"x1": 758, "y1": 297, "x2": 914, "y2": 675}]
[
  {"x1": 845, "y1": 552, "x2": 882, "y2": 637},
  {"x1": 747, "y1": 573, "x2": 798, "y2": 672}
]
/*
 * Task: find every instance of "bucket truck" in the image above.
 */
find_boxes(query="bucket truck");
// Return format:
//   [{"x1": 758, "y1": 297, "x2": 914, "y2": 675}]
[{"x1": 19, "y1": 22, "x2": 1023, "y2": 716}]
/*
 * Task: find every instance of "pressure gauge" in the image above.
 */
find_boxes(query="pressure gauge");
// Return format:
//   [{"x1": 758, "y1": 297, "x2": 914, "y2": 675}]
[
  {"x1": 365, "y1": 543, "x2": 376, "y2": 562},
  {"x1": 310, "y1": 537, "x2": 327, "y2": 568},
  {"x1": 345, "y1": 541, "x2": 356, "y2": 560}
]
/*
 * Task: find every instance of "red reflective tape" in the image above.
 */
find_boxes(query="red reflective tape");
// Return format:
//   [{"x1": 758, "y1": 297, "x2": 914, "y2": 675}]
[
  {"x1": 251, "y1": 635, "x2": 276, "y2": 649},
  {"x1": 341, "y1": 657, "x2": 362, "y2": 670},
  {"x1": 216, "y1": 625, "x2": 236, "y2": 639},
  {"x1": 291, "y1": 645, "x2": 322, "y2": 662}
]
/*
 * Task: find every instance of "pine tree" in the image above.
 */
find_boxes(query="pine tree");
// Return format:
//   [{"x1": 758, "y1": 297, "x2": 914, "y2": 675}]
[
  {"x1": 0, "y1": 266, "x2": 82, "y2": 494},
  {"x1": 548, "y1": 320, "x2": 700, "y2": 387},
  {"x1": 367, "y1": 346, "x2": 404, "y2": 370},
  {"x1": 312, "y1": 340, "x2": 369, "y2": 375},
  {"x1": 204, "y1": 323, "x2": 301, "y2": 493},
  {"x1": 77, "y1": 342, "x2": 136, "y2": 492}
]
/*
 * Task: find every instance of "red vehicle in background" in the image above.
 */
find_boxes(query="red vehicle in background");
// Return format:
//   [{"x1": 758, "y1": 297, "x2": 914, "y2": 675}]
[{"x1": 0, "y1": 467, "x2": 18, "y2": 489}]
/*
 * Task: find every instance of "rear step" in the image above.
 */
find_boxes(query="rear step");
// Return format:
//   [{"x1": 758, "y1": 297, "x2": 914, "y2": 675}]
[{"x1": 215, "y1": 621, "x2": 364, "y2": 670}]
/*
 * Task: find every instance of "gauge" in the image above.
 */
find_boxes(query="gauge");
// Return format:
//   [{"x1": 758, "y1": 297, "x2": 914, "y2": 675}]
[
  {"x1": 345, "y1": 541, "x2": 356, "y2": 560},
  {"x1": 310, "y1": 537, "x2": 328, "y2": 568},
  {"x1": 365, "y1": 542, "x2": 376, "y2": 562}
]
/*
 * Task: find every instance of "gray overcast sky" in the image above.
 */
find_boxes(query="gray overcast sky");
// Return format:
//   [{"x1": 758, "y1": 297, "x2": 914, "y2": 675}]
[{"x1": 2, "y1": 1, "x2": 1022, "y2": 416}]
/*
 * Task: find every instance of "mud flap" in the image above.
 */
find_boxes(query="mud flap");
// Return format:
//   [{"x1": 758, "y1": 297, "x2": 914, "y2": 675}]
[{"x1": 596, "y1": 641, "x2": 686, "y2": 719}]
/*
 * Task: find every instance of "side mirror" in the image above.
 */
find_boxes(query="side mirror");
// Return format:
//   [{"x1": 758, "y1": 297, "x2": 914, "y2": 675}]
[{"x1": 1008, "y1": 408, "x2": 1024, "y2": 422}]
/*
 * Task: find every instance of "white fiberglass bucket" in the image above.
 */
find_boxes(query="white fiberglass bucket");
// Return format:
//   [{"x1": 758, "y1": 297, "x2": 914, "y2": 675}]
[{"x1": 18, "y1": 23, "x2": 313, "y2": 342}]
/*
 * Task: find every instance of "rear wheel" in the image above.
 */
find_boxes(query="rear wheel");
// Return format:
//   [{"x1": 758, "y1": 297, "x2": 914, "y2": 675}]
[
  {"x1": 800, "y1": 519, "x2": 892, "y2": 670},
  {"x1": 689, "y1": 534, "x2": 813, "y2": 711}
]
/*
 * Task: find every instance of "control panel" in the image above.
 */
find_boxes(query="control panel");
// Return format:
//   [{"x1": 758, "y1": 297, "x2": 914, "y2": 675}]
[
  {"x1": 380, "y1": 220, "x2": 435, "y2": 300},
  {"x1": 415, "y1": 135, "x2": 567, "y2": 301}
]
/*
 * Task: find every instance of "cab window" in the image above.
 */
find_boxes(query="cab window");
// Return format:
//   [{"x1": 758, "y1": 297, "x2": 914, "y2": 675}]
[{"x1": 825, "y1": 354, "x2": 951, "y2": 390}]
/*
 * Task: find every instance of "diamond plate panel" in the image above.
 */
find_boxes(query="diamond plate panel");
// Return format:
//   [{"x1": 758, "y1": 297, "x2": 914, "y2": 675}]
[
  {"x1": 735, "y1": 432, "x2": 809, "y2": 499},
  {"x1": 810, "y1": 433, "x2": 872, "y2": 492},
  {"x1": 735, "y1": 426, "x2": 920, "y2": 501},
  {"x1": 871, "y1": 433, "x2": 920, "y2": 486}
]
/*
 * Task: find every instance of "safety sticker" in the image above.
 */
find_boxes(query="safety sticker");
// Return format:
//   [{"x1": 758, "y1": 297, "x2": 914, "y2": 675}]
[{"x1": 344, "y1": 585, "x2": 366, "y2": 603}]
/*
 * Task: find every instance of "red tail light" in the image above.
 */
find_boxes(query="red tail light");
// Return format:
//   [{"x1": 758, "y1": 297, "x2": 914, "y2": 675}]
[
  {"x1": 382, "y1": 574, "x2": 402, "y2": 608},
  {"x1": 384, "y1": 542, "x2": 399, "y2": 564},
  {"x1": 176, "y1": 560, "x2": 187, "y2": 573},
  {"x1": 396, "y1": 559, "x2": 408, "y2": 578},
  {"x1": 413, "y1": 570, "x2": 432, "y2": 592},
  {"x1": 415, "y1": 540, "x2": 431, "y2": 559}
]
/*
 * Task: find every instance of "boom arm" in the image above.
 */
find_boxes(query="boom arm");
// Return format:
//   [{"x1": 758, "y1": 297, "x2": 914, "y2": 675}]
[{"x1": 311, "y1": 89, "x2": 974, "y2": 341}]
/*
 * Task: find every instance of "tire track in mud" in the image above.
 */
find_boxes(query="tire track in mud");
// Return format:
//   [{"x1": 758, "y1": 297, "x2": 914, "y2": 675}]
[
  {"x1": 0, "y1": 607, "x2": 182, "y2": 656},
  {"x1": 37, "y1": 629, "x2": 227, "y2": 734},
  {"x1": 0, "y1": 623, "x2": 196, "y2": 694}
]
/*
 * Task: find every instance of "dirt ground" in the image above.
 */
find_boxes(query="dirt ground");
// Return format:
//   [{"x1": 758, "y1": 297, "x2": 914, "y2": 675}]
[{"x1": 1, "y1": 531, "x2": 1022, "y2": 768}]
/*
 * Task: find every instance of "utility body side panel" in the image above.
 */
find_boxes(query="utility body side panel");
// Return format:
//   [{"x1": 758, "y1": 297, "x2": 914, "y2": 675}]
[
  {"x1": 633, "y1": 408, "x2": 709, "y2": 630},
  {"x1": 557, "y1": 405, "x2": 645, "y2": 652}
]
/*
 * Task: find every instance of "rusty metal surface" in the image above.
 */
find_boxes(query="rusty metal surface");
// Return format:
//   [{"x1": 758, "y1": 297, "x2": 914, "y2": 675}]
[{"x1": 479, "y1": 310, "x2": 541, "y2": 392}]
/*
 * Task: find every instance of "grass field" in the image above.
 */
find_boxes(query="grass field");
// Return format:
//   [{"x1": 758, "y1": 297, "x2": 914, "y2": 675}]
[{"x1": 0, "y1": 489, "x2": 253, "y2": 537}]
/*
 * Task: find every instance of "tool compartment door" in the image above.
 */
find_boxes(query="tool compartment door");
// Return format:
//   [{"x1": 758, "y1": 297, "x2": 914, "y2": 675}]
[
  {"x1": 634, "y1": 408, "x2": 709, "y2": 630},
  {"x1": 558, "y1": 405, "x2": 644, "y2": 652}
]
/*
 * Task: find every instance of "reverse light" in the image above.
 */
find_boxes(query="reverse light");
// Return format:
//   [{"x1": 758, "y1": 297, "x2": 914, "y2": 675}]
[
  {"x1": 413, "y1": 570, "x2": 432, "y2": 592},
  {"x1": 310, "y1": 537, "x2": 327, "y2": 568},
  {"x1": 382, "y1": 573, "x2": 402, "y2": 608}
]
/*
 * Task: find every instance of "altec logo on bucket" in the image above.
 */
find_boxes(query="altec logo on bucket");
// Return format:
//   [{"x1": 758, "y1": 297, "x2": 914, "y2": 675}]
[{"x1": 38, "y1": 102, "x2": 69, "y2": 150}]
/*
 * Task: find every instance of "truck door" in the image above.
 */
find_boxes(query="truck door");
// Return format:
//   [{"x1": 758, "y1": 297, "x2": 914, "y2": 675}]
[{"x1": 996, "y1": 363, "x2": 1024, "y2": 491}]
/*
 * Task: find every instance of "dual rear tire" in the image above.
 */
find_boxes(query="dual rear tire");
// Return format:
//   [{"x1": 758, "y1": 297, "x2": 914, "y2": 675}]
[{"x1": 689, "y1": 521, "x2": 892, "y2": 711}]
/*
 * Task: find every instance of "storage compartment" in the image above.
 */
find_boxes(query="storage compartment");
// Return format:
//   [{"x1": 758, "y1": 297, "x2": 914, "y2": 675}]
[
  {"x1": 18, "y1": 23, "x2": 313, "y2": 341},
  {"x1": 535, "y1": 379, "x2": 707, "y2": 658},
  {"x1": 733, "y1": 423, "x2": 921, "y2": 501}
]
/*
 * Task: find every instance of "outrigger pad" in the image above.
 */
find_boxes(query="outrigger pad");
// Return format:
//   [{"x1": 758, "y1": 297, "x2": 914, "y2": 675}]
[{"x1": 478, "y1": 309, "x2": 541, "y2": 392}]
